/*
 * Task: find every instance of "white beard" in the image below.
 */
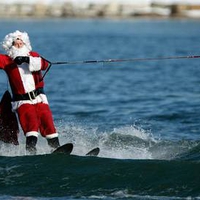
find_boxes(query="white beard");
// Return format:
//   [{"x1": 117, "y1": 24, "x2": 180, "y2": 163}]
[{"x1": 8, "y1": 45, "x2": 30, "y2": 59}]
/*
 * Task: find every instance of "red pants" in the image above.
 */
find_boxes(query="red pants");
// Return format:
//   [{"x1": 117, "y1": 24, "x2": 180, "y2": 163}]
[{"x1": 17, "y1": 103, "x2": 57, "y2": 138}]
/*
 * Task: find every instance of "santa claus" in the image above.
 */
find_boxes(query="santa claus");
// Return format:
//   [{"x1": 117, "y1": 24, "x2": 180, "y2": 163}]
[{"x1": 0, "y1": 30, "x2": 60, "y2": 154}]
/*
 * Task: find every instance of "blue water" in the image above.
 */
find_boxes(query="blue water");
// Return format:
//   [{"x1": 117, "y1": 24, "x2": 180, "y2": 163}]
[{"x1": 0, "y1": 19, "x2": 200, "y2": 199}]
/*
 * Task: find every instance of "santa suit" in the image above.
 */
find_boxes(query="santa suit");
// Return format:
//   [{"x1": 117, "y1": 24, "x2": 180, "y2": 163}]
[{"x1": 0, "y1": 52, "x2": 58, "y2": 139}]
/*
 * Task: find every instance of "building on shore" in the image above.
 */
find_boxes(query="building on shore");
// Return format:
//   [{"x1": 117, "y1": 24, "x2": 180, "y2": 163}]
[
  {"x1": 0, "y1": 0, "x2": 200, "y2": 19},
  {"x1": 152, "y1": 0, "x2": 200, "y2": 18}
]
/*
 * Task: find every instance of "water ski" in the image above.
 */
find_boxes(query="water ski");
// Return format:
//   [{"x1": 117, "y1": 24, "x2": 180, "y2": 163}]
[
  {"x1": 52, "y1": 143, "x2": 100, "y2": 157},
  {"x1": 52, "y1": 143, "x2": 73, "y2": 155},
  {"x1": 86, "y1": 147, "x2": 100, "y2": 156}
]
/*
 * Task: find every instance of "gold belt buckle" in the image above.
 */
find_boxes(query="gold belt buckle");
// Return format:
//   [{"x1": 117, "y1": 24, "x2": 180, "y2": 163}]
[{"x1": 28, "y1": 91, "x2": 36, "y2": 101}]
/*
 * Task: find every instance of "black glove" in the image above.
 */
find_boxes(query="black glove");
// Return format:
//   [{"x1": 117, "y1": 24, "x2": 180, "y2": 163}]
[{"x1": 14, "y1": 56, "x2": 30, "y2": 65}]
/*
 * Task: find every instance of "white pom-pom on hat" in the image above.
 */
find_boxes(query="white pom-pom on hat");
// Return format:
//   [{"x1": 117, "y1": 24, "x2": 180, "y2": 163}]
[{"x1": 2, "y1": 30, "x2": 32, "y2": 52}]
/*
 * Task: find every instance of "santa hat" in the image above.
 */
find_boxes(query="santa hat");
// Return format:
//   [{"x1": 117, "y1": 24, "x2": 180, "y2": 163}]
[{"x1": 2, "y1": 30, "x2": 32, "y2": 53}]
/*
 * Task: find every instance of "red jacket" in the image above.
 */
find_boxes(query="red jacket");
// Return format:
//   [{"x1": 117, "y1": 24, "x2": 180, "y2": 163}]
[{"x1": 0, "y1": 52, "x2": 49, "y2": 95}]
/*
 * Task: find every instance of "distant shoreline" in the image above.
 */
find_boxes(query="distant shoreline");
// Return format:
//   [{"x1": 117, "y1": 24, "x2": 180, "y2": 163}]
[
  {"x1": 0, "y1": 16, "x2": 198, "y2": 21},
  {"x1": 0, "y1": 2, "x2": 200, "y2": 19}
]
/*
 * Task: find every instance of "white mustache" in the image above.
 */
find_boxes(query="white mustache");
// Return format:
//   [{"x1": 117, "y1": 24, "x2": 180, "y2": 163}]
[{"x1": 8, "y1": 45, "x2": 30, "y2": 59}]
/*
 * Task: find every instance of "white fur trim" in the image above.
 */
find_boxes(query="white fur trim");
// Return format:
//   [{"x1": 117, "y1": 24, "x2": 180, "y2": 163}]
[
  {"x1": 11, "y1": 94, "x2": 49, "y2": 111},
  {"x1": 26, "y1": 131, "x2": 39, "y2": 137},
  {"x1": 29, "y1": 56, "x2": 42, "y2": 72},
  {"x1": 46, "y1": 133, "x2": 59, "y2": 139},
  {"x1": 2, "y1": 30, "x2": 32, "y2": 54},
  {"x1": 18, "y1": 63, "x2": 35, "y2": 92}
]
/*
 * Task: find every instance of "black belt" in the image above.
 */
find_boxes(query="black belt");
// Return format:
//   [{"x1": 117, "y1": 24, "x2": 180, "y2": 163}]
[{"x1": 13, "y1": 88, "x2": 45, "y2": 101}]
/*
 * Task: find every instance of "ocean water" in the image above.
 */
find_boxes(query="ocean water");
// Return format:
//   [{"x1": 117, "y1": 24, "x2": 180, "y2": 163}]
[{"x1": 0, "y1": 19, "x2": 200, "y2": 199}]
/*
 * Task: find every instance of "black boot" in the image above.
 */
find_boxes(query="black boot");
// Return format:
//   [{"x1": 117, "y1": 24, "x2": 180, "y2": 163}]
[
  {"x1": 26, "y1": 136, "x2": 37, "y2": 155},
  {"x1": 47, "y1": 137, "x2": 60, "y2": 150}
]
